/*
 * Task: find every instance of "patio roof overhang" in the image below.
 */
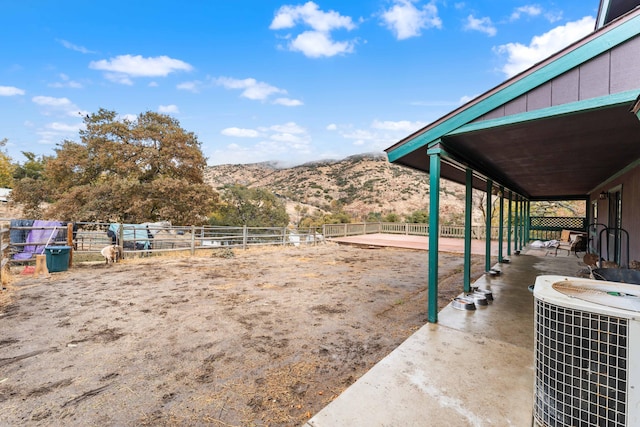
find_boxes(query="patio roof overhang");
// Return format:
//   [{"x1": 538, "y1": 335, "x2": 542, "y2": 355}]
[
  {"x1": 385, "y1": 9, "x2": 640, "y2": 201},
  {"x1": 390, "y1": 92, "x2": 640, "y2": 200}
]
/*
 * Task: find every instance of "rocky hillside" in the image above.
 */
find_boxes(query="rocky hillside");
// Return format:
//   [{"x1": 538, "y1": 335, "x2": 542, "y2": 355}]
[{"x1": 205, "y1": 153, "x2": 469, "y2": 222}]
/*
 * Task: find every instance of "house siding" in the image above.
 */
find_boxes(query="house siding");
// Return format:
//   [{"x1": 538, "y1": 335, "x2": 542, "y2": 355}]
[
  {"x1": 590, "y1": 164, "x2": 640, "y2": 263},
  {"x1": 476, "y1": 35, "x2": 640, "y2": 122},
  {"x1": 610, "y1": 37, "x2": 640, "y2": 92}
]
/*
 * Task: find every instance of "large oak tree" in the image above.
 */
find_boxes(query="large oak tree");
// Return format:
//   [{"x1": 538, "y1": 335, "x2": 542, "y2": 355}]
[{"x1": 17, "y1": 109, "x2": 218, "y2": 224}]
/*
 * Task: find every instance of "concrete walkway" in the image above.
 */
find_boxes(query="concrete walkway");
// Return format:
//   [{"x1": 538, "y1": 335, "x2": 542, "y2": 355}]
[{"x1": 305, "y1": 239, "x2": 585, "y2": 426}]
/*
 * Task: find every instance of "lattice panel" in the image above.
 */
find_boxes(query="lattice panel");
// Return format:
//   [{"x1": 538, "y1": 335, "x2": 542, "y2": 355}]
[{"x1": 530, "y1": 216, "x2": 586, "y2": 230}]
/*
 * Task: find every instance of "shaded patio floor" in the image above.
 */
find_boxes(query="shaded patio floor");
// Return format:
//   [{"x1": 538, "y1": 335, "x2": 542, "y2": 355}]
[{"x1": 306, "y1": 236, "x2": 585, "y2": 426}]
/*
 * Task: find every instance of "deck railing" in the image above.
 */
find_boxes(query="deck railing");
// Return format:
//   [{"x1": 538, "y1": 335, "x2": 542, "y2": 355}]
[
  {"x1": 322, "y1": 217, "x2": 587, "y2": 241},
  {"x1": 322, "y1": 222, "x2": 503, "y2": 239}
]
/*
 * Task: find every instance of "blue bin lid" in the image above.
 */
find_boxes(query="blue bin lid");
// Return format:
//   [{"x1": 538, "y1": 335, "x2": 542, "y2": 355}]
[{"x1": 45, "y1": 245, "x2": 71, "y2": 250}]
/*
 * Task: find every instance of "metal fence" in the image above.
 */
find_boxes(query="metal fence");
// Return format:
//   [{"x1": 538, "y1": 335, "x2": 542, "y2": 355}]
[
  {"x1": 3, "y1": 221, "x2": 325, "y2": 266},
  {"x1": 2, "y1": 216, "x2": 586, "y2": 268}
]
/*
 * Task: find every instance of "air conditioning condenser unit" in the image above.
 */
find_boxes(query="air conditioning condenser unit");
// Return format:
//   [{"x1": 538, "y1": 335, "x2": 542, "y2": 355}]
[{"x1": 533, "y1": 275, "x2": 640, "y2": 426}]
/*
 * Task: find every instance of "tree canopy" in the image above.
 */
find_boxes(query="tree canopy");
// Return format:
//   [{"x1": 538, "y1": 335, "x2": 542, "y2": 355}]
[
  {"x1": 211, "y1": 185, "x2": 289, "y2": 227},
  {"x1": 0, "y1": 138, "x2": 14, "y2": 188},
  {"x1": 12, "y1": 109, "x2": 218, "y2": 224}
]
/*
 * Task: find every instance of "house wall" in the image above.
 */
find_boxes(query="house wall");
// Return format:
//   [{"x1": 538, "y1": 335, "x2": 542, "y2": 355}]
[
  {"x1": 479, "y1": 35, "x2": 640, "y2": 121},
  {"x1": 590, "y1": 163, "x2": 640, "y2": 263}
]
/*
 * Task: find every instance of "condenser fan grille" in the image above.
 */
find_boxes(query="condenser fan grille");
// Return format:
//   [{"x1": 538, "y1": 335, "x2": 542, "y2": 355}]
[{"x1": 534, "y1": 299, "x2": 628, "y2": 426}]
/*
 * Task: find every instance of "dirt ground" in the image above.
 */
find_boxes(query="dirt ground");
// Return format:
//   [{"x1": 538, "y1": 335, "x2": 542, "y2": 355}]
[{"x1": 0, "y1": 243, "x2": 484, "y2": 426}]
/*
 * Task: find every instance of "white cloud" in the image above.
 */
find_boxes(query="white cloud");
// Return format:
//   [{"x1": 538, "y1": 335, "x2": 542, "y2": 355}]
[
  {"x1": 263, "y1": 122, "x2": 306, "y2": 134},
  {"x1": 273, "y1": 97, "x2": 303, "y2": 106},
  {"x1": 332, "y1": 120, "x2": 428, "y2": 152},
  {"x1": 510, "y1": 5, "x2": 542, "y2": 21},
  {"x1": 119, "y1": 114, "x2": 137, "y2": 122},
  {"x1": 47, "y1": 122, "x2": 84, "y2": 132},
  {"x1": 459, "y1": 94, "x2": 479, "y2": 105},
  {"x1": 158, "y1": 104, "x2": 179, "y2": 114},
  {"x1": 270, "y1": 1, "x2": 357, "y2": 58},
  {"x1": 89, "y1": 54, "x2": 192, "y2": 84},
  {"x1": 32, "y1": 95, "x2": 88, "y2": 117},
  {"x1": 341, "y1": 129, "x2": 377, "y2": 140},
  {"x1": 32, "y1": 96, "x2": 73, "y2": 108},
  {"x1": 410, "y1": 100, "x2": 460, "y2": 107},
  {"x1": 270, "y1": 1, "x2": 355, "y2": 32},
  {"x1": 104, "y1": 73, "x2": 133, "y2": 85},
  {"x1": 270, "y1": 132, "x2": 305, "y2": 143},
  {"x1": 289, "y1": 31, "x2": 355, "y2": 58},
  {"x1": 372, "y1": 119, "x2": 426, "y2": 132},
  {"x1": 381, "y1": 0, "x2": 442, "y2": 40},
  {"x1": 326, "y1": 123, "x2": 337, "y2": 131},
  {"x1": 48, "y1": 73, "x2": 83, "y2": 89},
  {"x1": 177, "y1": 80, "x2": 201, "y2": 93},
  {"x1": 215, "y1": 77, "x2": 285, "y2": 101},
  {"x1": 496, "y1": 16, "x2": 595, "y2": 77},
  {"x1": 221, "y1": 127, "x2": 260, "y2": 138},
  {"x1": 57, "y1": 39, "x2": 95, "y2": 54},
  {"x1": 464, "y1": 15, "x2": 497, "y2": 37},
  {"x1": 544, "y1": 11, "x2": 563, "y2": 23},
  {"x1": 148, "y1": 81, "x2": 159, "y2": 87},
  {"x1": 213, "y1": 121, "x2": 312, "y2": 164},
  {"x1": 36, "y1": 121, "x2": 85, "y2": 145},
  {"x1": 0, "y1": 86, "x2": 25, "y2": 96}
]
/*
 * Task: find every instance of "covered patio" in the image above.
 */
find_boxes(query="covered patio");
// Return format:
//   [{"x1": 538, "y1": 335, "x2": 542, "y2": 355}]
[{"x1": 384, "y1": 3, "x2": 640, "y2": 324}]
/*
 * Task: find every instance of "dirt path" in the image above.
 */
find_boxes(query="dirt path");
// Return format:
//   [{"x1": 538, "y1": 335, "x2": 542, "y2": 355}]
[{"x1": 0, "y1": 244, "x2": 484, "y2": 426}]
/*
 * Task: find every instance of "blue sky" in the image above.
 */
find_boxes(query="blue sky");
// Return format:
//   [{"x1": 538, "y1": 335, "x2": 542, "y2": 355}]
[{"x1": 1, "y1": 1, "x2": 598, "y2": 166}]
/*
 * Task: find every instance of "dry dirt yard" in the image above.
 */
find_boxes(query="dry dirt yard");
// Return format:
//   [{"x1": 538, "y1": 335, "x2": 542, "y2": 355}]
[{"x1": 0, "y1": 243, "x2": 484, "y2": 426}]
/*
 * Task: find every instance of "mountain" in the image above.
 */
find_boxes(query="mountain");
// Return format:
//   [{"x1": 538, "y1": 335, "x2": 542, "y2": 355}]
[{"x1": 205, "y1": 153, "x2": 469, "y2": 222}]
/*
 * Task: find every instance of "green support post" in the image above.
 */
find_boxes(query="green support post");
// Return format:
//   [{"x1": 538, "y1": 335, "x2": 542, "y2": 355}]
[
  {"x1": 519, "y1": 198, "x2": 524, "y2": 250},
  {"x1": 526, "y1": 200, "x2": 531, "y2": 244},
  {"x1": 485, "y1": 180, "x2": 493, "y2": 272},
  {"x1": 427, "y1": 147, "x2": 442, "y2": 323},
  {"x1": 507, "y1": 192, "x2": 512, "y2": 256},
  {"x1": 514, "y1": 196, "x2": 519, "y2": 253},
  {"x1": 464, "y1": 169, "x2": 472, "y2": 293},
  {"x1": 498, "y1": 186, "x2": 504, "y2": 262},
  {"x1": 517, "y1": 198, "x2": 522, "y2": 250}
]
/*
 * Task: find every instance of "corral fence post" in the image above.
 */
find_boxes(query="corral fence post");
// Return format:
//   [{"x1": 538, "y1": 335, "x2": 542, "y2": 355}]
[
  {"x1": 282, "y1": 227, "x2": 287, "y2": 246},
  {"x1": 66, "y1": 222, "x2": 74, "y2": 268},
  {"x1": 190, "y1": 225, "x2": 196, "y2": 256},
  {"x1": 0, "y1": 225, "x2": 9, "y2": 286},
  {"x1": 243, "y1": 225, "x2": 248, "y2": 249},
  {"x1": 117, "y1": 224, "x2": 124, "y2": 260}
]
